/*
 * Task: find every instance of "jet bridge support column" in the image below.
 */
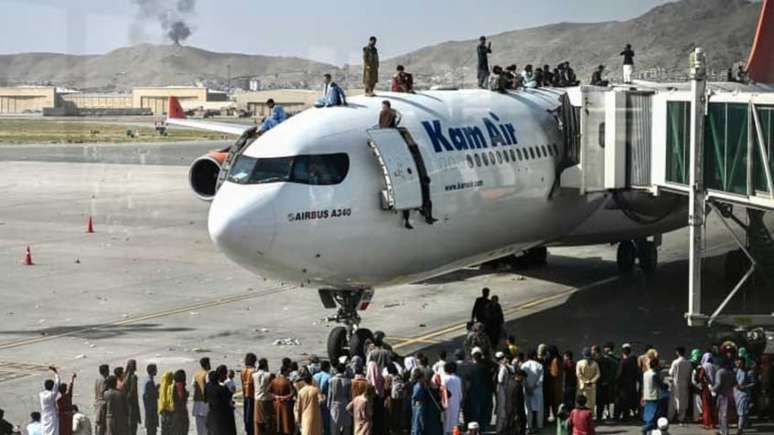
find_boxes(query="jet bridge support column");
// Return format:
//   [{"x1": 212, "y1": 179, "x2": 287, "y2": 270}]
[{"x1": 687, "y1": 48, "x2": 708, "y2": 326}]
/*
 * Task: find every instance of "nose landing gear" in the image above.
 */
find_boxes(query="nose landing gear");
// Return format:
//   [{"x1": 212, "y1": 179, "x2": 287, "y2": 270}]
[
  {"x1": 319, "y1": 289, "x2": 375, "y2": 362},
  {"x1": 616, "y1": 238, "x2": 659, "y2": 275}
]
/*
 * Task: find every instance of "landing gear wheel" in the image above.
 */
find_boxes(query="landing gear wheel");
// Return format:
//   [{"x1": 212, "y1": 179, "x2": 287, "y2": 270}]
[
  {"x1": 617, "y1": 241, "x2": 636, "y2": 273},
  {"x1": 637, "y1": 241, "x2": 658, "y2": 275},
  {"x1": 327, "y1": 326, "x2": 349, "y2": 363},
  {"x1": 526, "y1": 246, "x2": 548, "y2": 266},
  {"x1": 349, "y1": 328, "x2": 374, "y2": 359}
]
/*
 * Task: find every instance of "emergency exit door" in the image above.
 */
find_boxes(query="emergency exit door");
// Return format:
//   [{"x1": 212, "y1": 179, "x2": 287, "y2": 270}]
[{"x1": 367, "y1": 128, "x2": 423, "y2": 211}]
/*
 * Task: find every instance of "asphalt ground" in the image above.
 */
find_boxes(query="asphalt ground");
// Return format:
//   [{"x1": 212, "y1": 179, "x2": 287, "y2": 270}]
[{"x1": 0, "y1": 142, "x2": 772, "y2": 435}]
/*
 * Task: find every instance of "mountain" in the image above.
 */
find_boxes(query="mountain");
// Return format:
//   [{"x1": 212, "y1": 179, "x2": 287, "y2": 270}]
[
  {"x1": 0, "y1": 44, "x2": 337, "y2": 91},
  {"x1": 0, "y1": 0, "x2": 764, "y2": 90},
  {"x1": 379, "y1": 0, "x2": 762, "y2": 85}
]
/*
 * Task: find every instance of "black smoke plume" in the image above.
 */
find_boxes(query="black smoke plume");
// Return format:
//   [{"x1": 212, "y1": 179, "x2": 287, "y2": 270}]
[{"x1": 131, "y1": 0, "x2": 196, "y2": 45}]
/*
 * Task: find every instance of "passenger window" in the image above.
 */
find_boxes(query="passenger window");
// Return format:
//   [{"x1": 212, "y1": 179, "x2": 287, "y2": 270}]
[
  {"x1": 529, "y1": 148, "x2": 536, "y2": 159},
  {"x1": 516, "y1": 149, "x2": 523, "y2": 160},
  {"x1": 474, "y1": 154, "x2": 482, "y2": 167},
  {"x1": 489, "y1": 152, "x2": 495, "y2": 165},
  {"x1": 542, "y1": 145, "x2": 548, "y2": 157},
  {"x1": 466, "y1": 155, "x2": 474, "y2": 168},
  {"x1": 510, "y1": 150, "x2": 517, "y2": 161},
  {"x1": 482, "y1": 153, "x2": 490, "y2": 166},
  {"x1": 553, "y1": 144, "x2": 560, "y2": 155},
  {"x1": 503, "y1": 150, "x2": 510, "y2": 163},
  {"x1": 496, "y1": 151, "x2": 503, "y2": 164}
]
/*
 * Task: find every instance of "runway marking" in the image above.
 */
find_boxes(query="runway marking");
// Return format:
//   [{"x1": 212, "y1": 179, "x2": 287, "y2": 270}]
[
  {"x1": 0, "y1": 285, "x2": 293, "y2": 351},
  {"x1": 391, "y1": 275, "x2": 619, "y2": 350},
  {"x1": 0, "y1": 360, "x2": 51, "y2": 384}
]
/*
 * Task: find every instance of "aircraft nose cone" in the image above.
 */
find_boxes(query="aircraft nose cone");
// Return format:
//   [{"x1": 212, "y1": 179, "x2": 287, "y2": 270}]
[{"x1": 208, "y1": 183, "x2": 276, "y2": 267}]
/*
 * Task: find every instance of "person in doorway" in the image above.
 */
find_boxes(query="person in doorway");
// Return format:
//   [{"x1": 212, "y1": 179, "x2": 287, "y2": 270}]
[
  {"x1": 620, "y1": 44, "x2": 635, "y2": 84},
  {"x1": 71, "y1": 407, "x2": 91, "y2": 435},
  {"x1": 40, "y1": 367, "x2": 61, "y2": 435},
  {"x1": 192, "y1": 358, "x2": 210, "y2": 435},
  {"x1": 363, "y1": 37, "x2": 379, "y2": 97},
  {"x1": 103, "y1": 375, "x2": 129, "y2": 435},
  {"x1": 668, "y1": 347, "x2": 692, "y2": 424},
  {"x1": 143, "y1": 365, "x2": 159, "y2": 435},
  {"x1": 477, "y1": 36, "x2": 492, "y2": 89},
  {"x1": 378, "y1": 101, "x2": 398, "y2": 129},
  {"x1": 57, "y1": 373, "x2": 76, "y2": 435}
]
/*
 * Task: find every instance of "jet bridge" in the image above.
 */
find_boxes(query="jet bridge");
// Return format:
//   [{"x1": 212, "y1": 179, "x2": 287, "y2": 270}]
[{"x1": 560, "y1": 48, "x2": 774, "y2": 329}]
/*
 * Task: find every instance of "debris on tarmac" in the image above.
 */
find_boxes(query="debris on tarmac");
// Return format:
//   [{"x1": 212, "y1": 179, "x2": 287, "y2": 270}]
[
  {"x1": 192, "y1": 348, "x2": 210, "y2": 353},
  {"x1": 273, "y1": 338, "x2": 300, "y2": 346},
  {"x1": 74, "y1": 354, "x2": 86, "y2": 359}
]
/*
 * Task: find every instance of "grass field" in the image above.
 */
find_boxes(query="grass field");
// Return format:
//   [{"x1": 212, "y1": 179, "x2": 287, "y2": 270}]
[{"x1": 0, "y1": 119, "x2": 230, "y2": 144}]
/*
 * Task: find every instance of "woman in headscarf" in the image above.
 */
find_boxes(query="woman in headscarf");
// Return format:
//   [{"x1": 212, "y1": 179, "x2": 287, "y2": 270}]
[
  {"x1": 171, "y1": 370, "x2": 189, "y2": 435},
  {"x1": 158, "y1": 371, "x2": 175, "y2": 435},
  {"x1": 694, "y1": 353, "x2": 716, "y2": 429},
  {"x1": 365, "y1": 361, "x2": 385, "y2": 435}
]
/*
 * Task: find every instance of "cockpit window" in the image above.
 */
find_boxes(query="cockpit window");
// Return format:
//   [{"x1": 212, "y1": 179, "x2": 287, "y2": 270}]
[{"x1": 227, "y1": 153, "x2": 349, "y2": 186}]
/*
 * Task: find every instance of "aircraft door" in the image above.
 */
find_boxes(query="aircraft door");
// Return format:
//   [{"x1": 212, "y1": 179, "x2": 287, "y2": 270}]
[{"x1": 367, "y1": 128, "x2": 423, "y2": 210}]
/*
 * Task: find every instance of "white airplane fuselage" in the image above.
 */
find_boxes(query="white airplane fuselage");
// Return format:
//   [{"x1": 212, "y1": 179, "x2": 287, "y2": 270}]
[{"x1": 208, "y1": 88, "x2": 685, "y2": 290}]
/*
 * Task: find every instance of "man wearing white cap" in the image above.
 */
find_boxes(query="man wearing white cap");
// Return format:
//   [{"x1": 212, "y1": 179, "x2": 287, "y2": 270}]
[
  {"x1": 520, "y1": 351, "x2": 544, "y2": 433},
  {"x1": 465, "y1": 422, "x2": 479, "y2": 435},
  {"x1": 467, "y1": 348, "x2": 495, "y2": 432}
]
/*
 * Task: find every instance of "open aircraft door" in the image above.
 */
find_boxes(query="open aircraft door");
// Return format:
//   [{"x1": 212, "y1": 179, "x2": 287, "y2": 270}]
[{"x1": 367, "y1": 128, "x2": 424, "y2": 211}]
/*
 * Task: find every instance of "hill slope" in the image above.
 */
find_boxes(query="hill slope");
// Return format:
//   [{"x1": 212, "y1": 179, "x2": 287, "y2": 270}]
[
  {"x1": 380, "y1": 0, "x2": 762, "y2": 85},
  {"x1": 0, "y1": 44, "x2": 336, "y2": 91}
]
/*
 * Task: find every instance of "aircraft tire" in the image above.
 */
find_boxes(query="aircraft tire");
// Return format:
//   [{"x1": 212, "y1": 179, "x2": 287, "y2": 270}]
[
  {"x1": 527, "y1": 247, "x2": 548, "y2": 266},
  {"x1": 327, "y1": 326, "x2": 349, "y2": 363},
  {"x1": 349, "y1": 328, "x2": 374, "y2": 358},
  {"x1": 617, "y1": 241, "x2": 636, "y2": 273},
  {"x1": 638, "y1": 241, "x2": 658, "y2": 275}
]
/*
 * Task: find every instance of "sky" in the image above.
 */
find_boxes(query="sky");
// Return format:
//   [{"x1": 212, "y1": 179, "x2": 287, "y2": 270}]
[{"x1": 0, "y1": 0, "x2": 678, "y2": 65}]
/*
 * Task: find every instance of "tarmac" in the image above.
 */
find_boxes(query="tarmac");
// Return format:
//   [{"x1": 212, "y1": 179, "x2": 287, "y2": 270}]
[{"x1": 0, "y1": 141, "x2": 772, "y2": 434}]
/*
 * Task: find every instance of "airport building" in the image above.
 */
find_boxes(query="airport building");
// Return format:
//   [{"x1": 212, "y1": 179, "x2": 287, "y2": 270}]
[
  {"x1": 233, "y1": 89, "x2": 320, "y2": 116},
  {"x1": 0, "y1": 86, "x2": 58, "y2": 113},
  {"x1": 131, "y1": 86, "x2": 227, "y2": 114}
]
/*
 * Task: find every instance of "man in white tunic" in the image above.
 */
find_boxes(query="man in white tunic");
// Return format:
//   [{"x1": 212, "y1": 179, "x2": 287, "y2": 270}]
[
  {"x1": 441, "y1": 362, "x2": 463, "y2": 435},
  {"x1": 668, "y1": 346, "x2": 693, "y2": 423},
  {"x1": 521, "y1": 351, "x2": 544, "y2": 433},
  {"x1": 39, "y1": 367, "x2": 61, "y2": 435}
]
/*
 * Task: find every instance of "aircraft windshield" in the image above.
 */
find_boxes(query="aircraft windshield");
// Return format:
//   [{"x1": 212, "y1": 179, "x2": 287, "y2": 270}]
[{"x1": 227, "y1": 153, "x2": 349, "y2": 186}]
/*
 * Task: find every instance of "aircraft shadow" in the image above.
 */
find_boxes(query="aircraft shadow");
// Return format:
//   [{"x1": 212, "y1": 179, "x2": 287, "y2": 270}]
[{"x1": 0, "y1": 323, "x2": 193, "y2": 341}]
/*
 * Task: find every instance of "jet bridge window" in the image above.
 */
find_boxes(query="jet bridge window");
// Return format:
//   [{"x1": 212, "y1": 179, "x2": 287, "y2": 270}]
[{"x1": 227, "y1": 153, "x2": 349, "y2": 186}]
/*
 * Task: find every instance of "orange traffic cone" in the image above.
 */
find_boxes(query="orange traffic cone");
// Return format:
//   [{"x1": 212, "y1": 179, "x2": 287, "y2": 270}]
[
  {"x1": 86, "y1": 216, "x2": 94, "y2": 233},
  {"x1": 24, "y1": 246, "x2": 33, "y2": 265}
]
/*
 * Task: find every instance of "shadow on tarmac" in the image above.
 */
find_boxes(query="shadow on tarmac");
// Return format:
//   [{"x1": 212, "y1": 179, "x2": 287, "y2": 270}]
[{"x1": 0, "y1": 323, "x2": 193, "y2": 341}]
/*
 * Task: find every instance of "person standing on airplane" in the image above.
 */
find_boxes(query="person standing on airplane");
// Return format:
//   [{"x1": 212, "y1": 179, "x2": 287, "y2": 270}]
[
  {"x1": 363, "y1": 37, "x2": 379, "y2": 97},
  {"x1": 620, "y1": 44, "x2": 635, "y2": 84},
  {"x1": 477, "y1": 36, "x2": 492, "y2": 89}
]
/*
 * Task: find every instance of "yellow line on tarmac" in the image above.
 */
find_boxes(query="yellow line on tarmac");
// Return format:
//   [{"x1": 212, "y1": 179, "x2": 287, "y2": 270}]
[
  {"x1": 0, "y1": 285, "x2": 292, "y2": 351},
  {"x1": 392, "y1": 275, "x2": 619, "y2": 350}
]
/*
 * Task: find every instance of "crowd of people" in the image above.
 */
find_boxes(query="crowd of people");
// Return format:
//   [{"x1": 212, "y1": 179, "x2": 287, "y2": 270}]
[{"x1": 4, "y1": 289, "x2": 773, "y2": 435}]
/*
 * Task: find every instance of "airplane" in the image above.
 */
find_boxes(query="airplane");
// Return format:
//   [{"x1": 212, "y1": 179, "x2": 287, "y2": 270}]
[{"x1": 167, "y1": 0, "x2": 774, "y2": 362}]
